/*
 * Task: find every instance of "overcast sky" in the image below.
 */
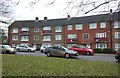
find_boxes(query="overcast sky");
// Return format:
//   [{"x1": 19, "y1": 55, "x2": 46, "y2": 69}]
[{"x1": 13, "y1": 0, "x2": 119, "y2": 21}]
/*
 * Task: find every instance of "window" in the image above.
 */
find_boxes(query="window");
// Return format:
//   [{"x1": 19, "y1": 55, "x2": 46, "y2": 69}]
[
  {"x1": 83, "y1": 33, "x2": 89, "y2": 39},
  {"x1": 96, "y1": 43, "x2": 107, "y2": 48},
  {"x1": 55, "y1": 35, "x2": 62, "y2": 40},
  {"x1": 21, "y1": 36, "x2": 29, "y2": 41},
  {"x1": 115, "y1": 32, "x2": 120, "y2": 39},
  {"x1": 100, "y1": 22, "x2": 106, "y2": 28},
  {"x1": 34, "y1": 35, "x2": 39, "y2": 40},
  {"x1": 68, "y1": 34, "x2": 77, "y2": 39},
  {"x1": 75, "y1": 24, "x2": 83, "y2": 30},
  {"x1": 43, "y1": 36, "x2": 51, "y2": 41},
  {"x1": 43, "y1": 26, "x2": 51, "y2": 30},
  {"x1": 12, "y1": 36, "x2": 18, "y2": 40},
  {"x1": 55, "y1": 26, "x2": 62, "y2": 32},
  {"x1": 21, "y1": 27, "x2": 29, "y2": 31},
  {"x1": 12, "y1": 44, "x2": 18, "y2": 47},
  {"x1": 89, "y1": 23, "x2": 97, "y2": 29},
  {"x1": 43, "y1": 43, "x2": 51, "y2": 47},
  {"x1": 34, "y1": 27, "x2": 39, "y2": 32},
  {"x1": 12, "y1": 28, "x2": 18, "y2": 33},
  {"x1": 115, "y1": 43, "x2": 120, "y2": 51},
  {"x1": 114, "y1": 21, "x2": 120, "y2": 28},
  {"x1": 67, "y1": 25, "x2": 72, "y2": 30},
  {"x1": 96, "y1": 33, "x2": 107, "y2": 38}
]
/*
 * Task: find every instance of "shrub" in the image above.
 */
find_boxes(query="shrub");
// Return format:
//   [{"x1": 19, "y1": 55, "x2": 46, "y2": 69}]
[{"x1": 93, "y1": 48, "x2": 115, "y2": 54}]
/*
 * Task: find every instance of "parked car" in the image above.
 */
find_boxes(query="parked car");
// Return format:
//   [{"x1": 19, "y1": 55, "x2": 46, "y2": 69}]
[
  {"x1": 70, "y1": 45, "x2": 94, "y2": 55},
  {"x1": 40, "y1": 45, "x2": 51, "y2": 53},
  {"x1": 44, "y1": 46, "x2": 78, "y2": 58},
  {"x1": 0, "y1": 45, "x2": 16, "y2": 54},
  {"x1": 115, "y1": 48, "x2": 120, "y2": 62},
  {"x1": 16, "y1": 45, "x2": 36, "y2": 52}
]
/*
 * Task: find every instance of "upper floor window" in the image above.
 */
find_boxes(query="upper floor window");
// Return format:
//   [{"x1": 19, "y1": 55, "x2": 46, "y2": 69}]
[
  {"x1": 100, "y1": 22, "x2": 106, "y2": 28},
  {"x1": 75, "y1": 24, "x2": 83, "y2": 30},
  {"x1": 68, "y1": 34, "x2": 77, "y2": 39},
  {"x1": 43, "y1": 36, "x2": 51, "y2": 41},
  {"x1": 55, "y1": 26, "x2": 62, "y2": 32},
  {"x1": 21, "y1": 27, "x2": 29, "y2": 31},
  {"x1": 12, "y1": 28, "x2": 18, "y2": 33},
  {"x1": 115, "y1": 43, "x2": 120, "y2": 51},
  {"x1": 12, "y1": 36, "x2": 18, "y2": 40},
  {"x1": 114, "y1": 21, "x2": 120, "y2": 28},
  {"x1": 34, "y1": 35, "x2": 39, "y2": 40},
  {"x1": 55, "y1": 35, "x2": 62, "y2": 40},
  {"x1": 43, "y1": 26, "x2": 51, "y2": 30},
  {"x1": 67, "y1": 25, "x2": 72, "y2": 30},
  {"x1": 115, "y1": 32, "x2": 120, "y2": 39},
  {"x1": 83, "y1": 33, "x2": 89, "y2": 39},
  {"x1": 34, "y1": 27, "x2": 39, "y2": 32},
  {"x1": 89, "y1": 23, "x2": 97, "y2": 29},
  {"x1": 96, "y1": 33, "x2": 107, "y2": 38},
  {"x1": 21, "y1": 36, "x2": 29, "y2": 41}
]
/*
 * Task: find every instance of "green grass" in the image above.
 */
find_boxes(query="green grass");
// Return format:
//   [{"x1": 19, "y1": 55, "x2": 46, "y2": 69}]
[{"x1": 1, "y1": 54, "x2": 119, "y2": 76}]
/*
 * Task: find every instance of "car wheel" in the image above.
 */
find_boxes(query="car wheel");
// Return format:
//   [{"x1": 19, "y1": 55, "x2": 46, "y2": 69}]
[
  {"x1": 6, "y1": 50, "x2": 10, "y2": 54},
  {"x1": 65, "y1": 53, "x2": 70, "y2": 58},
  {"x1": 46, "y1": 52, "x2": 51, "y2": 57},
  {"x1": 41, "y1": 50, "x2": 43, "y2": 53},
  {"x1": 16, "y1": 49, "x2": 20, "y2": 52},
  {"x1": 86, "y1": 52, "x2": 90, "y2": 56},
  {"x1": 28, "y1": 49, "x2": 31, "y2": 52}
]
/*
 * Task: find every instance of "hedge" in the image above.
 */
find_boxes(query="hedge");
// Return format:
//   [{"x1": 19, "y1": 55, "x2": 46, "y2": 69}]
[{"x1": 93, "y1": 48, "x2": 116, "y2": 54}]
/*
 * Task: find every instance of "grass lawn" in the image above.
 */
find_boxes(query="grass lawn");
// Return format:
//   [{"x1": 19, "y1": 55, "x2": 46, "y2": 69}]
[{"x1": 1, "y1": 54, "x2": 119, "y2": 76}]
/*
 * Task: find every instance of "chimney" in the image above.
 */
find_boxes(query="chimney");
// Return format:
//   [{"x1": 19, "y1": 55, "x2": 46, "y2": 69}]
[
  {"x1": 67, "y1": 15, "x2": 70, "y2": 18},
  {"x1": 35, "y1": 17, "x2": 39, "y2": 21},
  {"x1": 44, "y1": 17, "x2": 47, "y2": 21}
]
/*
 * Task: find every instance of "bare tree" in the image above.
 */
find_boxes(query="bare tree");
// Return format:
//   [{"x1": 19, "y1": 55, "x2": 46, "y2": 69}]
[{"x1": 28, "y1": 0, "x2": 119, "y2": 15}]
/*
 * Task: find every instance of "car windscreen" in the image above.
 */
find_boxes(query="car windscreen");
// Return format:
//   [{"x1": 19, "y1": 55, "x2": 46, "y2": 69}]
[{"x1": 4, "y1": 45, "x2": 11, "y2": 48}]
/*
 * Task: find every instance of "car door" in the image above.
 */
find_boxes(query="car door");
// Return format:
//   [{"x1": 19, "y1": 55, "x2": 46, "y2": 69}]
[
  {"x1": 24, "y1": 46, "x2": 29, "y2": 51},
  {"x1": 72, "y1": 46, "x2": 82, "y2": 54},
  {"x1": 51, "y1": 46, "x2": 59, "y2": 56}
]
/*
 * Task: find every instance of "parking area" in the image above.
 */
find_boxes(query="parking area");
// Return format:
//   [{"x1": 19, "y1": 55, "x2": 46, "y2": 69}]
[{"x1": 15, "y1": 51, "x2": 117, "y2": 62}]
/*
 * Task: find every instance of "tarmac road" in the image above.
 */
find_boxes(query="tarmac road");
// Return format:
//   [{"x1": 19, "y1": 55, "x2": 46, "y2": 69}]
[{"x1": 15, "y1": 51, "x2": 117, "y2": 62}]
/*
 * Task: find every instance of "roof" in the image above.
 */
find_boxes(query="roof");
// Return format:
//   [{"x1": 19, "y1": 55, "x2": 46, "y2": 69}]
[{"x1": 9, "y1": 12, "x2": 120, "y2": 28}]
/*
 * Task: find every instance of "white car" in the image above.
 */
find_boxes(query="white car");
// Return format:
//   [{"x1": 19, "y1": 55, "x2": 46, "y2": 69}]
[
  {"x1": 16, "y1": 45, "x2": 36, "y2": 52},
  {"x1": 40, "y1": 45, "x2": 51, "y2": 53},
  {"x1": 0, "y1": 45, "x2": 16, "y2": 54}
]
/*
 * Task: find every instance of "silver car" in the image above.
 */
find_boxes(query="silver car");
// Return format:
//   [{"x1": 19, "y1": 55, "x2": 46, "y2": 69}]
[
  {"x1": 0, "y1": 45, "x2": 16, "y2": 54},
  {"x1": 16, "y1": 45, "x2": 36, "y2": 52},
  {"x1": 45, "y1": 46, "x2": 78, "y2": 58}
]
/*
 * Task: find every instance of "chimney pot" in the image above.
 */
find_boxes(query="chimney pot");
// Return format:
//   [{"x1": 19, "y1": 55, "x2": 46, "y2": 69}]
[
  {"x1": 35, "y1": 17, "x2": 39, "y2": 21},
  {"x1": 44, "y1": 17, "x2": 47, "y2": 20},
  {"x1": 67, "y1": 15, "x2": 70, "y2": 18}
]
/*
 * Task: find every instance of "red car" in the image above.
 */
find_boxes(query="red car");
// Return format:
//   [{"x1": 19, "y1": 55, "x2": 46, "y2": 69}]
[{"x1": 70, "y1": 45, "x2": 94, "y2": 55}]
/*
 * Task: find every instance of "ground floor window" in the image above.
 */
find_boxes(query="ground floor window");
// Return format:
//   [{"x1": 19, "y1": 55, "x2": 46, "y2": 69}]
[
  {"x1": 67, "y1": 44, "x2": 77, "y2": 49},
  {"x1": 12, "y1": 44, "x2": 18, "y2": 48},
  {"x1": 43, "y1": 43, "x2": 51, "y2": 47},
  {"x1": 96, "y1": 43, "x2": 107, "y2": 49},
  {"x1": 115, "y1": 43, "x2": 120, "y2": 51}
]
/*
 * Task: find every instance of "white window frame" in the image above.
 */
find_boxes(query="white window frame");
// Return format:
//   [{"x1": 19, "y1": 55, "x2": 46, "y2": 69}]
[
  {"x1": 43, "y1": 36, "x2": 51, "y2": 41},
  {"x1": 96, "y1": 33, "x2": 107, "y2": 38},
  {"x1": 68, "y1": 34, "x2": 77, "y2": 39},
  {"x1": 12, "y1": 28, "x2": 18, "y2": 33},
  {"x1": 75, "y1": 24, "x2": 83, "y2": 30},
  {"x1": 12, "y1": 44, "x2": 18, "y2": 48},
  {"x1": 89, "y1": 23, "x2": 97, "y2": 29},
  {"x1": 96, "y1": 43, "x2": 107, "y2": 49},
  {"x1": 115, "y1": 43, "x2": 120, "y2": 51},
  {"x1": 34, "y1": 27, "x2": 39, "y2": 32},
  {"x1": 55, "y1": 35, "x2": 62, "y2": 40},
  {"x1": 55, "y1": 26, "x2": 62, "y2": 32},
  {"x1": 115, "y1": 32, "x2": 120, "y2": 39},
  {"x1": 67, "y1": 25, "x2": 72, "y2": 30},
  {"x1": 100, "y1": 22, "x2": 106, "y2": 28},
  {"x1": 43, "y1": 26, "x2": 51, "y2": 30},
  {"x1": 114, "y1": 21, "x2": 120, "y2": 28},
  {"x1": 21, "y1": 27, "x2": 29, "y2": 31},
  {"x1": 34, "y1": 35, "x2": 39, "y2": 40},
  {"x1": 21, "y1": 36, "x2": 29, "y2": 41},
  {"x1": 12, "y1": 36, "x2": 18, "y2": 40},
  {"x1": 83, "y1": 33, "x2": 89, "y2": 39}
]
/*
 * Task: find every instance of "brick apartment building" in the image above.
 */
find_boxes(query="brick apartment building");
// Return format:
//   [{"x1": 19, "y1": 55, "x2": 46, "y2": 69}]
[{"x1": 8, "y1": 12, "x2": 120, "y2": 50}]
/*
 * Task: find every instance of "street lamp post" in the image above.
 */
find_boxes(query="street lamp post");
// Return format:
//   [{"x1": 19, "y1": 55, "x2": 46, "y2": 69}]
[{"x1": 109, "y1": 9, "x2": 113, "y2": 49}]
